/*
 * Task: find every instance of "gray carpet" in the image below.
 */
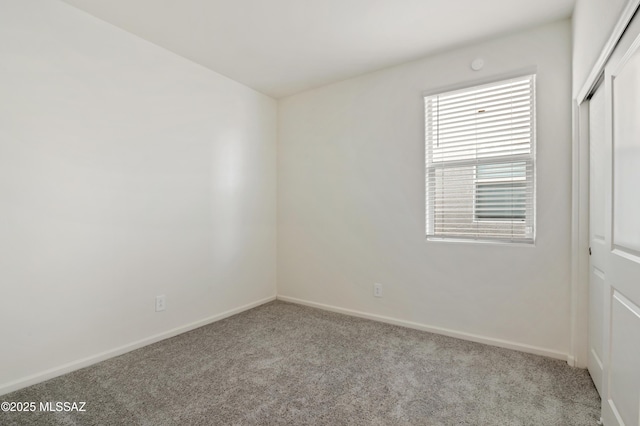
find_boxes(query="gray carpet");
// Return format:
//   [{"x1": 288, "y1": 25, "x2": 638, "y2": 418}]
[{"x1": 2, "y1": 301, "x2": 600, "y2": 425}]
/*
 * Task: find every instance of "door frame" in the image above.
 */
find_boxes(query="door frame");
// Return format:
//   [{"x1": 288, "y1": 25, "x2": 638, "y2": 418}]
[{"x1": 570, "y1": 0, "x2": 640, "y2": 368}]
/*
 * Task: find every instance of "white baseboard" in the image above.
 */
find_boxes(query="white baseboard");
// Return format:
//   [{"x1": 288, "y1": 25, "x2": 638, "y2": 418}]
[
  {"x1": 277, "y1": 295, "x2": 570, "y2": 363},
  {"x1": 0, "y1": 295, "x2": 276, "y2": 396}
]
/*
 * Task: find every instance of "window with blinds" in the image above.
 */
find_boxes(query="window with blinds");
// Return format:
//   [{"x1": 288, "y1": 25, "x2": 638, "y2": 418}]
[{"x1": 425, "y1": 74, "x2": 536, "y2": 243}]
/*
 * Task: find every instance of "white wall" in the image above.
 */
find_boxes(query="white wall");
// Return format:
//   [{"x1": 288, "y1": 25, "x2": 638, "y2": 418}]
[
  {"x1": 573, "y1": 0, "x2": 630, "y2": 96},
  {"x1": 278, "y1": 20, "x2": 573, "y2": 359},
  {"x1": 0, "y1": 0, "x2": 276, "y2": 393}
]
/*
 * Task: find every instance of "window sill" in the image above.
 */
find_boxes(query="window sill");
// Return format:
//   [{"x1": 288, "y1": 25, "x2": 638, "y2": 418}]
[{"x1": 425, "y1": 236, "x2": 536, "y2": 248}]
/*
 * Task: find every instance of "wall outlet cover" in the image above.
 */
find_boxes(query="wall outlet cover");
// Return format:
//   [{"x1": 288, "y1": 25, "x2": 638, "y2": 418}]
[
  {"x1": 373, "y1": 283, "x2": 382, "y2": 298},
  {"x1": 155, "y1": 295, "x2": 166, "y2": 312}
]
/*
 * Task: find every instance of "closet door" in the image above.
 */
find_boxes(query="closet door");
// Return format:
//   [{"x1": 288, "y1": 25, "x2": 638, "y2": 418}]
[{"x1": 598, "y1": 11, "x2": 640, "y2": 426}]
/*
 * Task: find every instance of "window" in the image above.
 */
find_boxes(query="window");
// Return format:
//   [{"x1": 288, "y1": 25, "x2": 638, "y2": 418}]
[{"x1": 425, "y1": 75, "x2": 536, "y2": 243}]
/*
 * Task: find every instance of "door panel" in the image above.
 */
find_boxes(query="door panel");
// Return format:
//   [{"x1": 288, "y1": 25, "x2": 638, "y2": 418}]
[
  {"x1": 612, "y1": 46, "x2": 640, "y2": 256},
  {"x1": 599, "y1": 11, "x2": 640, "y2": 425},
  {"x1": 609, "y1": 292, "x2": 640, "y2": 426}
]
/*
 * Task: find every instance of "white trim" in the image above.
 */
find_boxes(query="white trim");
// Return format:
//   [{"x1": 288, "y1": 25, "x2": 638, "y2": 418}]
[
  {"x1": 0, "y1": 295, "x2": 276, "y2": 396},
  {"x1": 425, "y1": 236, "x2": 535, "y2": 248},
  {"x1": 570, "y1": 99, "x2": 591, "y2": 368},
  {"x1": 576, "y1": 0, "x2": 640, "y2": 103},
  {"x1": 277, "y1": 295, "x2": 569, "y2": 362}
]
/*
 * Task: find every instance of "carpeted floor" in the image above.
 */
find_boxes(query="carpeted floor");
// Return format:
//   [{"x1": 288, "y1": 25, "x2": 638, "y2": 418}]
[{"x1": 2, "y1": 301, "x2": 600, "y2": 425}]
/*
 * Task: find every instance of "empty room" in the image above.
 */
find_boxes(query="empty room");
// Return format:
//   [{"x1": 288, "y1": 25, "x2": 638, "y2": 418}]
[{"x1": 1, "y1": 0, "x2": 639, "y2": 425}]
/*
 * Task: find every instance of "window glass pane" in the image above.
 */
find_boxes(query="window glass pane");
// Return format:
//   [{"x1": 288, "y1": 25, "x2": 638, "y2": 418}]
[
  {"x1": 475, "y1": 182, "x2": 527, "y2": 220},
  {"x1": 476, "y1": 162, "x2": 526, "y2": 180}
]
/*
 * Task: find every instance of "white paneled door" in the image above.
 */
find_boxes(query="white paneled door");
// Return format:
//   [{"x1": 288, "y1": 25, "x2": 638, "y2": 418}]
[{"x1": 590, "y1": 10, "x2": 640, "y2": 426}]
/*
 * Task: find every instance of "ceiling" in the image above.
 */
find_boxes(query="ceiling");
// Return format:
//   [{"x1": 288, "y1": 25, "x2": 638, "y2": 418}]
[{"x1": 61, "y1": 0, "x2": 576, "y2": 98}]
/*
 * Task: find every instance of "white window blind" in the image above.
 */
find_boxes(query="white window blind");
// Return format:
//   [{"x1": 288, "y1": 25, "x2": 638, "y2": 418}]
[{"x1": 425, "y1": 74, "x2": 536, "y2": 243}]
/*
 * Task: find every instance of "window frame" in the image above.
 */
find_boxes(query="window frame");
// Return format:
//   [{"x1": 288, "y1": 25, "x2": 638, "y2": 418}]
[{"x1": 424, "y1": 71, "x2": 537, "y2": 245}]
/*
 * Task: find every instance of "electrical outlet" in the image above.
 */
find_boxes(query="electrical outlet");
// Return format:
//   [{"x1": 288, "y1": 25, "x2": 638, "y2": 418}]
[
  {"x1": 373, "y1": 283, "x2": 382, "y2": 298},
  {"x1": 155, "y1": 295, "x2": 166, "y2": 312}
]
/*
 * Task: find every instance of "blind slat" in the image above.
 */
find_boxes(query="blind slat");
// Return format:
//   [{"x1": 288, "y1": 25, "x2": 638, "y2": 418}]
[
  {"x1": 433, "y1": 123, "x2": 531, "y2": 141},
  {"x1": 434, "y1": 109, "x2": 531, "y2": 130},
  {"x1": 426, "y1": 130, "x2": 532, "y2": 148},
  {"x1": 434, "y1": 80, "x2": 532, "y2": 105},
  {"x1": 431, "y1": 142, "x2": 532, "y2": 157},
  {"x1": 429, "y1": 92, "x2": 533, "y2": 115}
]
